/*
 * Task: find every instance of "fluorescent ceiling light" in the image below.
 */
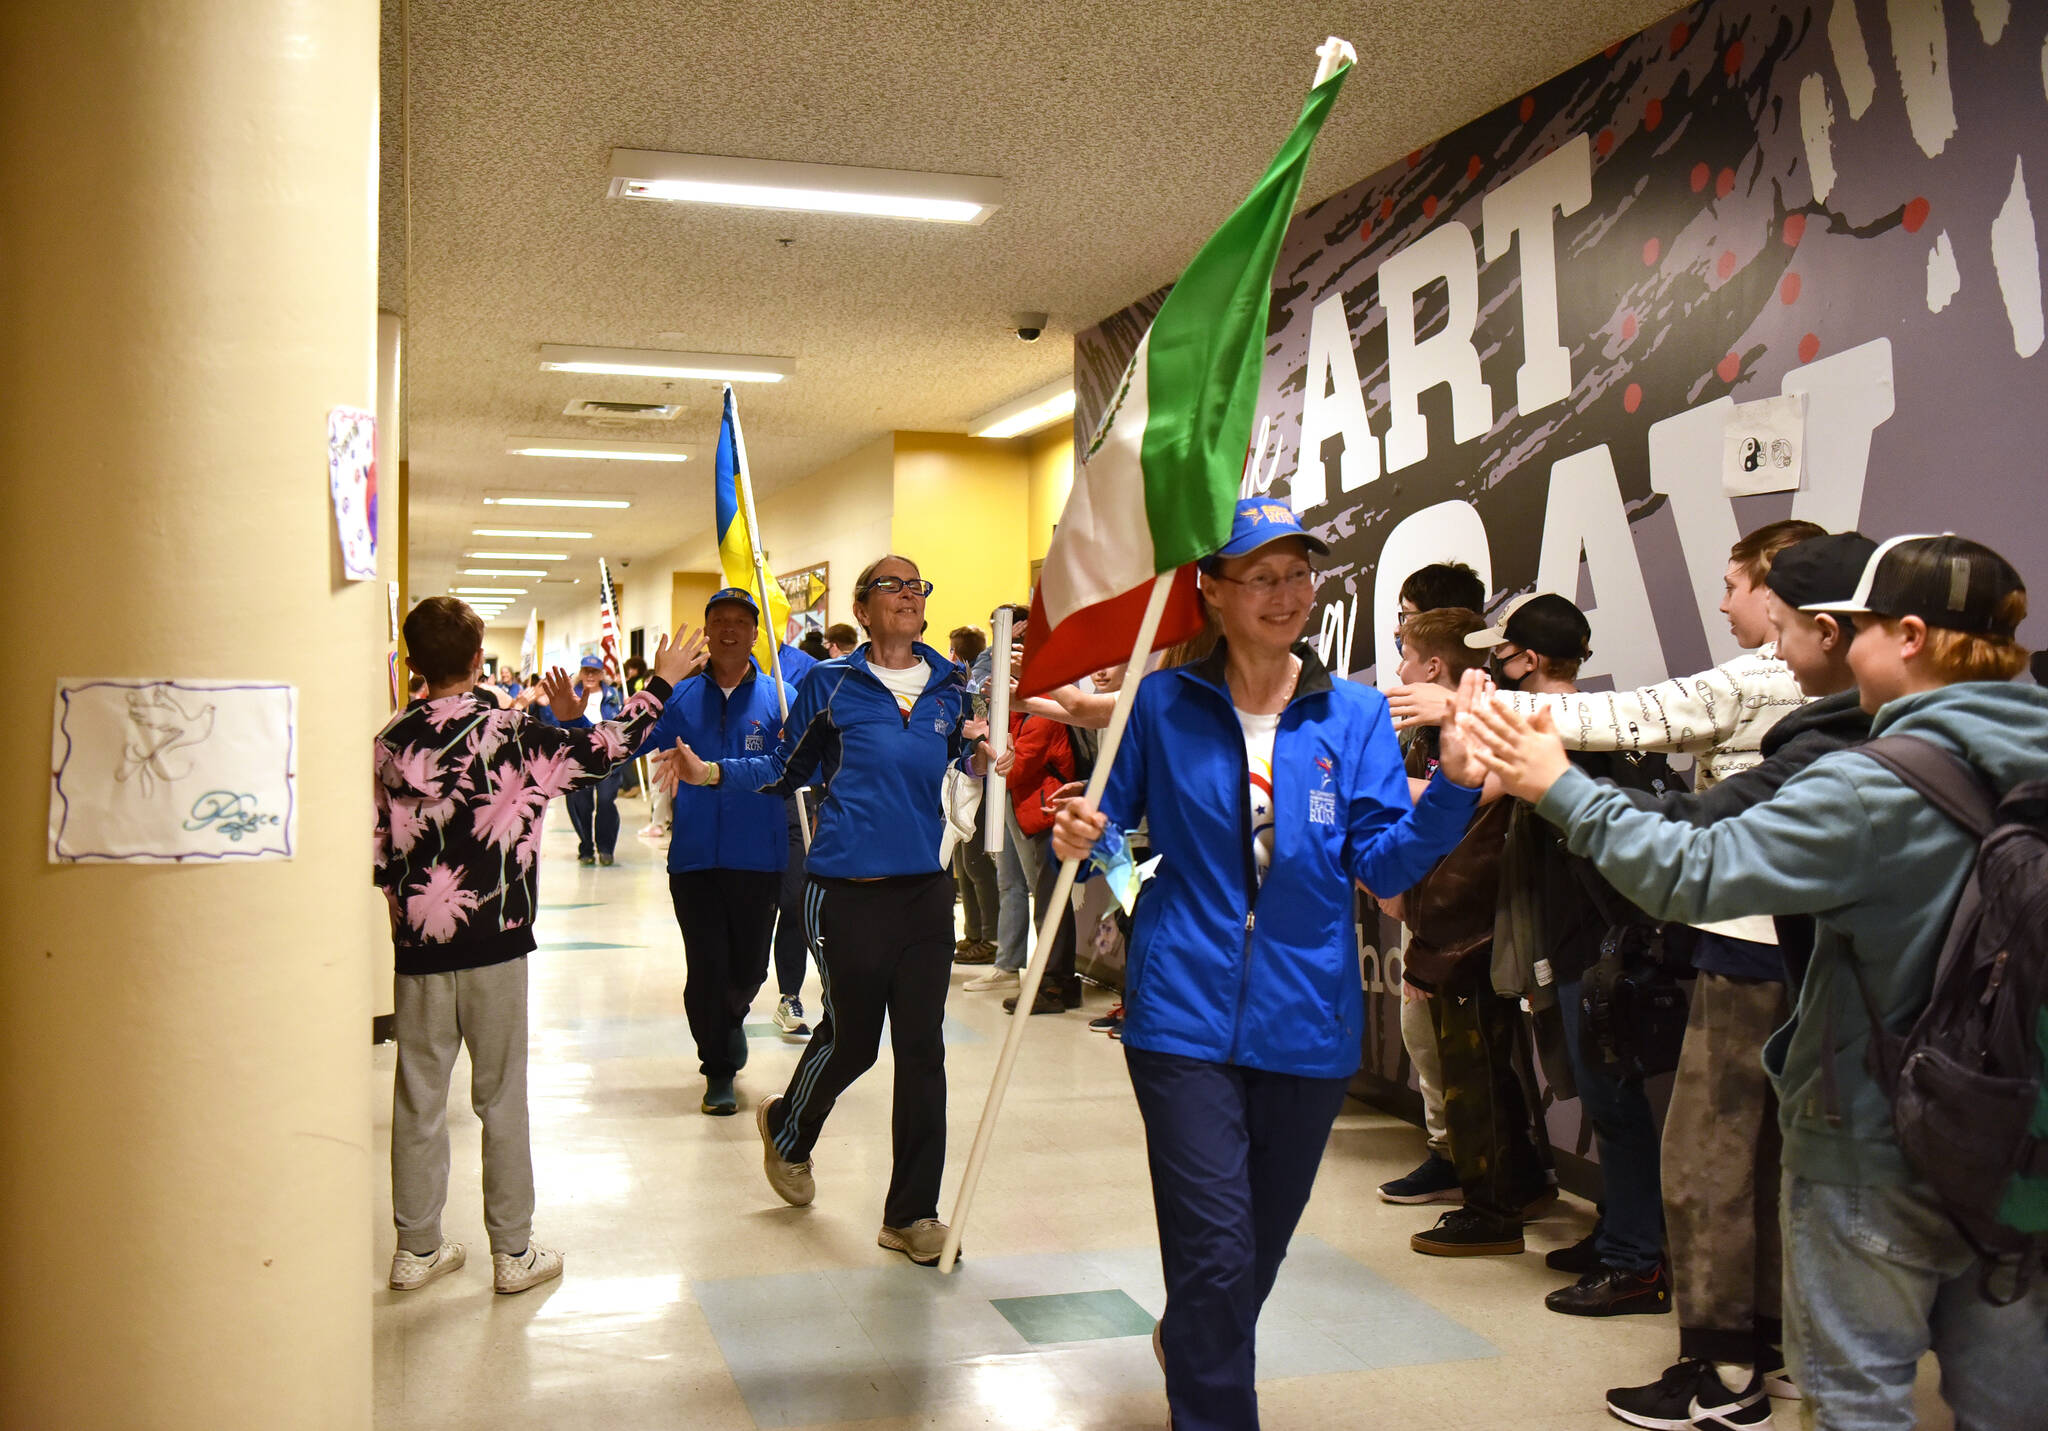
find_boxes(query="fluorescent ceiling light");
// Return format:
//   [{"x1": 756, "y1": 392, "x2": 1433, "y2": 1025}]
[
  {"x1": 474, "y1": 528, "x2": 592, "y2": 540},
  {"x1": 463, "y1": 568, "x2": 548, "y2": 578},
  {"x1": 540, "y1": 344, "x2": 793, "y2": 383},
  {"x1": 972, "y1": 378, "x2": 1076, "y2": 439},
  {"x1": 486, "y1": 495, "x2": 634, "y2": 510},
  {"x1": 467, "y1": 551, "x2": 568, "y2": 561},
  {"x1": 608, "y1": 149, "x2": 1003, "y2": 225},
  {"x1": 505, "y1": 438, "x2": 686, "y2": 465},
  {"x1": 453, "y1": 587, "x2": 528, "y2": 595}
]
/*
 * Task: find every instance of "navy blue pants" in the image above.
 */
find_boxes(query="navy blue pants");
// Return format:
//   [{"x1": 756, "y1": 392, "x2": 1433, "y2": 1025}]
[
  {"x1": 1125, "y1": 1047, "x2": 1352, "y2": 1431},
  {"x1": 1556, "y1": 976, "x2": 1665, "y2": 1271},
  {"x1": 565, "y1": 767, "x2": 621, "y2": 858}
]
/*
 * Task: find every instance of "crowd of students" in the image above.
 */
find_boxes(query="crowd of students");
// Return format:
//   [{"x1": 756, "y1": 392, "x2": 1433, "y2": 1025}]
[{"x1": 371, "y1": 503, "x2": 2044, "y2": 1431}]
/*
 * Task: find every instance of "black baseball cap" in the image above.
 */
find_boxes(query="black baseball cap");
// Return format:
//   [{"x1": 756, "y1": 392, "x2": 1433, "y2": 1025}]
[
  {"x1": 1802, "y1": 534, "x2": 2025, "y2": 638},
  {"x1": 1764, "y1": 531, "x2": 1877, "y2": 610},
  {"x1": 1465, "y1": 592, "x2": 1592, "y2": 661}
]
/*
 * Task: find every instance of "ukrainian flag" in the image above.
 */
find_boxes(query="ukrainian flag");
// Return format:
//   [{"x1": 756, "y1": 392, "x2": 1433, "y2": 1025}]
[{"x1": 714, "y1": 386, "x2": 791, "y2": 674}]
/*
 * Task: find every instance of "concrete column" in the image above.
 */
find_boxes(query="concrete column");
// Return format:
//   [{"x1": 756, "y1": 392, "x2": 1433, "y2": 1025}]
[{"x1": 0, "y1": 4, "x2": 380, "y2": 1427}]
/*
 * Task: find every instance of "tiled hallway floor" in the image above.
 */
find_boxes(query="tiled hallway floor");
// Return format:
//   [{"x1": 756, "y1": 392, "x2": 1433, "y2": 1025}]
[{"x1": 371, "y1": 793, "x2": 1945, "y2": 1430}]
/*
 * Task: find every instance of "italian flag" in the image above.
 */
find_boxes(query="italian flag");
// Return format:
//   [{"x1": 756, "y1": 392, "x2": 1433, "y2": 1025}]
[{"x1": 1017, "y1": 48, "x2": 1352, "y2": 698}]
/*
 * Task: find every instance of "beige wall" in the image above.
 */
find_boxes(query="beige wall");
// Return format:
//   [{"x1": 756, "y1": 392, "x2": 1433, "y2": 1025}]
[{"x1": 0, "y1": 1, "x2": 379, "y2": 1424}]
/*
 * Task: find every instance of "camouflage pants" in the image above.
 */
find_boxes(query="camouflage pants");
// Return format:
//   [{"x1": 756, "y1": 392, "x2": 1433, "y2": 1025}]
[
  {"x1": 1430, "y1": 955, "x2": 1551, "y2": 1229},
  {"x1": 1663, "y1": 971, "x2": 1789, "y2": 1363}
]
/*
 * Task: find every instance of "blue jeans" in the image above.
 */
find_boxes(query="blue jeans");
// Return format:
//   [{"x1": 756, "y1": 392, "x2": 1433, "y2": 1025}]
[
  {"x1": 565, "y1": 767, "x2": 621, "y2": 858},
  {"x1": 1556, "y1": 976, "x2": 1664, "y2": 1271},
  {"x1": 1782, "y1": 1174, "x2": 2048, "y2": 1430},
  {"x1": 1125, "y1": 1047, "x2": 1352, "y2": 1431},
  {"x1": 993, "y1": 806, "x2": 1034, "y2": 972}
]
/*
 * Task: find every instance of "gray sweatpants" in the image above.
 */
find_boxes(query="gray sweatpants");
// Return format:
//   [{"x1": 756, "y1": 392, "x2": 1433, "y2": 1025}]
[
  {"x1": 1400, "y1": 986, "x2": 1450, "y2": 1157},
  {"x1": 391, "y1": 957, "x2": 533, "y2": 1257}
]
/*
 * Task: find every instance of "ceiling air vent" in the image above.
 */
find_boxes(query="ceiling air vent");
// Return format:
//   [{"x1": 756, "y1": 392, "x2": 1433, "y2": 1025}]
[{"x1": 563, "y1": 398, "x2": 682, "y2": 421}]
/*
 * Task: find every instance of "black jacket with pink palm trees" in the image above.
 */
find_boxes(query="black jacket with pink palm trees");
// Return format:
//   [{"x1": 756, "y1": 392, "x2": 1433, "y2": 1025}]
[{"x1": 373, "y1": 681, "x2": 669, "y2": 975}]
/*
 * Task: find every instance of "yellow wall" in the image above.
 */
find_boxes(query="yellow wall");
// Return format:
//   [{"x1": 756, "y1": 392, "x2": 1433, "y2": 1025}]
[
  {"x1": 1026, "y1": 424, "x2": 1075, "y2": 568},
  {"x1": 670, "y1": 569, "x2": 723, "y2": 632},
  {"x1": 891, "y1": 431, "x2": 1031, "y2": 644}
]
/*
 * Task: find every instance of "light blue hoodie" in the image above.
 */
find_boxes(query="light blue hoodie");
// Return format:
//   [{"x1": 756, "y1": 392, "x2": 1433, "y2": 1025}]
[{"x1": 1536, "y1": 681, "x2": 2048, "y2": 1188}]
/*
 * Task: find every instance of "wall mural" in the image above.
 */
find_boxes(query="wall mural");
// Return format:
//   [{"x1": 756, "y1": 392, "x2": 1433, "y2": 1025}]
[{"x1": 1075, "y1": 0, "x2": 2046, "y2": 1153}]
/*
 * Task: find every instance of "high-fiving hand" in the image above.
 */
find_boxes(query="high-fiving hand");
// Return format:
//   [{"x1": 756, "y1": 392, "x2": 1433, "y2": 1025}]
[
  {"x1": 1457, "y1": 693, "x2": 1571, "y2": 804},
  {"x1": 541, "y1": 667, "x2": 586, "y2": 722},
  {"x1": 1433, "y1": 669, "x2": 1495, "y2": 788},
  {"x1": 652, "y1": 621, "x2": 710, "y2": 685},
  {"x1": 651, "y1": 738, "x2": 712, "y2": 791}
]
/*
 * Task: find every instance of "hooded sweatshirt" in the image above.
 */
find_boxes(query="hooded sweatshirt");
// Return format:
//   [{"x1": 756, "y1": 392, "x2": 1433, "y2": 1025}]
[
  {"x1": 1534, "y1": 681, "x2": 2048, "y2": 1187},
  {"x1": 373, "y1": 681, "x2": 669, "y2": 974}
]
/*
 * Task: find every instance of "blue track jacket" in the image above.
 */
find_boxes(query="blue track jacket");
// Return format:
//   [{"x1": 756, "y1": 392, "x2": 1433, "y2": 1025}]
[
  {"x1": 1101, "y1": 643, "x2": 1481, "y2": 1078},
  {"x1": 634, "y1": 666, "x2": 796, "y2": 874},
  {"x1": 719, "y1": 641, "x2": 977, "y2": 879}
]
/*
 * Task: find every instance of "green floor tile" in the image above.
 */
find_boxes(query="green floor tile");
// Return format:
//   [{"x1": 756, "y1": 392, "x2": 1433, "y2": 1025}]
[
  {"x1": 537, "y1": 940, "x2": 639, "y2": 951},
  {"x1": 990, "y1": 1289, "x2": 1155, "y2": 1345}
]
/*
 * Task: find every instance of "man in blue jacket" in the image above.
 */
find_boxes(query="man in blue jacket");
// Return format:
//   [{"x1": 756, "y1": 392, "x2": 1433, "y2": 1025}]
[
  {"x1": 549, "y1": 655, "x2": 626, "y2": 865},
  {"x1": 636, "y1": 589, "x2": 796, "y2": 1116}
]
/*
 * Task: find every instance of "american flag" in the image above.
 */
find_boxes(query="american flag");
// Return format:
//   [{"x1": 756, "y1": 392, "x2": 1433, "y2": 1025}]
[{"x1": 597, "y1": 557, "x2": 624, "y2": 683}]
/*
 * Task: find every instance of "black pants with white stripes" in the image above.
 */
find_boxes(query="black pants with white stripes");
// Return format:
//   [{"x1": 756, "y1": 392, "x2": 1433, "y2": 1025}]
[{"x1": 766, "y1": 869, "x2": 954, "y2": 1229}]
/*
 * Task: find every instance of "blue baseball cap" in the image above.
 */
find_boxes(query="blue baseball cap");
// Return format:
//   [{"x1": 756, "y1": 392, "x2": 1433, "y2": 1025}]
[
  {"x1": 579, "y1": 654, "x2": 605, "y2": 670},
  {"x1": 1198, "y1": 496, "x2": 1330, "y2": 573},
  {"x1": 706, "y1": 586, "x2": 760, "y2": 616}
]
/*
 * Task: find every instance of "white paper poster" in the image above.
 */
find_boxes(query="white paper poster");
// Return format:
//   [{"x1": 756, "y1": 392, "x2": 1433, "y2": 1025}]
[
  {"x1": 328, "y1": 406, "x2": 379, "y2": 581},
  {"x1": 49, "y1": 679, "x2": 297, "y2": 864},
  {"x1": 1721, "y1": 392, "x2": 1809, "y2": 496}
]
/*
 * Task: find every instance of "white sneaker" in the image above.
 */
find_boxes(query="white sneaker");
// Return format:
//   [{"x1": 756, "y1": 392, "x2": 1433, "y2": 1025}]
[
  {"x1": 492, "y1": 1242, "x2": 563, "y2": 1295},
  {"x1": 963, "y1": 967, "x2": 1020, "y2": 992},
  {"x1": 389, "y1": 1239, "x2": 465, "y2": 1290},
  {"x1": 773, "y1": 995, "x2": 812, "y2": 1037}
]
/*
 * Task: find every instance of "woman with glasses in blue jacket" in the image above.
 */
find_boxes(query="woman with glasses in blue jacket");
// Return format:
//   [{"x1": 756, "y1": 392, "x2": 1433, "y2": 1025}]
[
  {"x1": 1053, "y1": 498, "x2": 1490, "y2": 1431},
  {"x1": 659, "y1": 554, "x2": 1005, "y2": 1268}
]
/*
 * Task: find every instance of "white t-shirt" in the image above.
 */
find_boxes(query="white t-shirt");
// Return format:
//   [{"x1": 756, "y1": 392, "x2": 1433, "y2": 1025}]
[
  {"x1": 869, "y1": 659, "x2": 929, "y2": 717},
  {"x1": 1236, "y1": 707, "x2": 1280, "y2": 884}
]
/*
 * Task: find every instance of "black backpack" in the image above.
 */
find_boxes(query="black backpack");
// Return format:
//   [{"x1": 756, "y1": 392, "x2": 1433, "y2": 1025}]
[{"x1": 1850, "y1": 735, "x2": 2048, "y2": 1304}]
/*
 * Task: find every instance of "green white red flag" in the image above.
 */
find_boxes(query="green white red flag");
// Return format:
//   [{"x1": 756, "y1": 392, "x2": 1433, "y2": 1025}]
[{"x1": 1016, "y1": 49, "x2": 1352, "y2": 698}]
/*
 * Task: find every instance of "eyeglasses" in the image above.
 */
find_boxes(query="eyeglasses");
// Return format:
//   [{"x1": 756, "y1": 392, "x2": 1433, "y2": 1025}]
[
  {"x1": 862, "y1": 577, "x2": 934, "y2": 597},
  {"x1": 1211, "y1": 569, "x2": 1315, "y2": 596}
]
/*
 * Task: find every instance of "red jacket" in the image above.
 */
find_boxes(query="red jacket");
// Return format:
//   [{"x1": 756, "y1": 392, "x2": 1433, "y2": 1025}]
[{"x1": 1007, "y1": 715, "x2": 1076, "y2": 838}]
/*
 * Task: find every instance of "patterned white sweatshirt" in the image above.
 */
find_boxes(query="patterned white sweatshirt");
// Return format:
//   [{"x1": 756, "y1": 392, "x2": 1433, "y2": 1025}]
[{"x1": 1500, "y1": 645, "x2": 1809, "y2": 942}]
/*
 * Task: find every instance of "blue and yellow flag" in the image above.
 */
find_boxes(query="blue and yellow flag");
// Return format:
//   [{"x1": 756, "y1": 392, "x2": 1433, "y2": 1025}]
[{"x1": 713, "y1": 386, "x2": 791, "y2": 674}]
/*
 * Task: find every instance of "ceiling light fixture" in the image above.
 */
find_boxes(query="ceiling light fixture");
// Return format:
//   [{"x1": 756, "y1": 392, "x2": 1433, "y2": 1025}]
[
  {"x1": 485, "y1": 494, "x2": 635, "y2": 510},
  {"x1": 505, "y1": 438, "x2": 686, "y2": 465},
  {"x1": 608, "y1": 149, "x2": 1003, "y2": 225},
  {"x1": 473, "y1": 528, "x2": 592, "y2": 540},
  {"x1": 540, "y1": 344, "x2": 794, "y2": 383},
  {"x1": 463, "y1": 568, "x2": 549, "y2": 578},
  {"x1": 971, "y1": 378, "x2": 1076, "y2": 439},
  {"x1": 453, "y1": 587, "x2": 528, "y2": 595},
  {"x1": 466, "y1": 551, "x2": 568, "y2": 561}
]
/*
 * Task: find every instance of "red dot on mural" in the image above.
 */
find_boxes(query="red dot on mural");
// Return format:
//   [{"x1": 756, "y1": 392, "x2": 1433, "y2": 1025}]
[
  {"x1": 1422, "y1": 194, "x2": 1439, "y2": 219},
  {"x1": 1596, "y1": 129, "x2": 1616, "y2": 158},
  {"x1": 1903, "y1": 197, "x2": 1931, "y2": 232},
  {"x1": 1718, "y1": 250, "x2": 1739, "y2": 279},
  {"x1": 1799, "y1": 333, "x2": 1821, "y2": 363},
  {"x1": 1624, "y1": 383, "x2": 1643, "y2": 413},
  {"x1": 1467, "y1": 154, "x2": 1483, "y2": 181},
  {"x1": 1724, "y1": 41, "x2": 1745, "y2": 77},
  {"x1": 1645, "y1": 97, "x2": 1664, "y2": 131},
  {"x1": 1380, "y1": 196, "x2": 1394, "y2": 221},
  {"x1": 1407, "y1": 150, "x2": 1422, "y2": 169},
  {"x1": 1691, "y1": 161, "x2": 1711, "y2": 192},
  {"x1": 1716, "y1": 167, "x2": 1737, "y2": 199},
  {"x1": 1670, "y1": 21, "x2": 1690, "y2": 54},
  {"x1": 1643, "y1": 236, "x2": 1662, "y2": 265},
  {"x1": 1519, "y1": 95, "x2": 1536, "y2": 122},
  {"x1": 1780, "y1": 272, "x2": 1802, "y2": 304},
  {"x1": 1358, "y1": 216, "x2": 1372, "y2": 240},
  {"x1": 1783, "y1": 212, "x2": 1808, "y2": 246},
  {"x1": 1717, "y1": 351, "x2": 1743, "y2": 383},
  {"x1": 1621, "y1": 312, "x2": 1638, "y2": 341}
]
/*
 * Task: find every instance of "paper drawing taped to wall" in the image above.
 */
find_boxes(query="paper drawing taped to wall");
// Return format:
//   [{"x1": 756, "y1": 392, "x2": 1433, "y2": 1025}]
[
  {"x1": 49, "y1": 679, "x2": 296, "y2": 863},
  {"x1": 328, "y1": 405, "x2": 378, "y2": 581}
]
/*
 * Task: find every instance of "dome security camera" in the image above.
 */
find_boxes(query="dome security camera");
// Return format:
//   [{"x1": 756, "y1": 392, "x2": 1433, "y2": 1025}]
[{"x1": 1011, "y1": 311, "x2": 1049, "y2": 342}]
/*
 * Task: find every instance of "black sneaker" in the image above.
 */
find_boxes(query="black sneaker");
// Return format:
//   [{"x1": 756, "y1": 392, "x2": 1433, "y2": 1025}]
[
  {"x1": 1545, "y1": 1261, "x2": 1672, "y2": 1317},
  {"x1": 1088, "y1": 1002, "x2": 1124, "y2": 1033},
  {"x1": 1004, "y1": 987, "x2": 1068, "y2": 1015},
  {"x1": 1607, "y1": 1358, "x2": 1769, "y2": 1430},
  {"x1": 1544, "y1": 1227, "x2": 1604, "y2": 1273},
  {"x1": 1409, "y1": 1208, "x2": 1524, "y2": 1257},
  {"x1": 1378, "y1": 1154, "x2": 1462, "y2": 1205},
  {"x1": 577, "y1": 852, "x2": 597, "y2": 866}
]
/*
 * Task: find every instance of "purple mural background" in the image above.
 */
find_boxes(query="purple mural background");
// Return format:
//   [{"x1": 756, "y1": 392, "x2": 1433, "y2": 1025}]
[{"x1": 1075, "y1": 0, "x2": 2046, "y2": 1163}]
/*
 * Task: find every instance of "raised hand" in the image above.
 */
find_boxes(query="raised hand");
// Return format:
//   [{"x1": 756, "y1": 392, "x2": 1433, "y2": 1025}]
[
  {"x1": 653, "y1": 621, "x2": 709, "y2": 685},
  {"x1": 1435, "y1": 668, "x2": 1494, "y2": 789},
  {"x1": 650, "y1": 744, "x2": 687, "y2": 796},
  {"x1": 1388, "y1": 680, "x2": 1454, "y2": 731},
  {"x1": 543, "y1": 667, "x2": 587, "y2": 722},
  {"x1": 1458, "y1": 688, "x2": 1571, "y2": 804},
  {"x1": 662, "y1": 737, "x2": 713, "y2": 788}
]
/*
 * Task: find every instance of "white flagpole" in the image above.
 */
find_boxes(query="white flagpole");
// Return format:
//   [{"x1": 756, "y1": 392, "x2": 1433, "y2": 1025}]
[
  {"x1": 727, "y1": 384, "x2": 812, "y2": 851},
  {"x1": 982, "y1": 607, "x2": 1014, "y2": 854},
  {"x1": 939, "y1": 572, "x2": 1175, "y2": 1273}
]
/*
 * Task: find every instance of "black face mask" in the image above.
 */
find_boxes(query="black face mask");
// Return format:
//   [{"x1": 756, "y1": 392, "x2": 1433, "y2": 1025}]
[{"x1": 1489, "y1": 655, "x2": 1524, "y2": 691}]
